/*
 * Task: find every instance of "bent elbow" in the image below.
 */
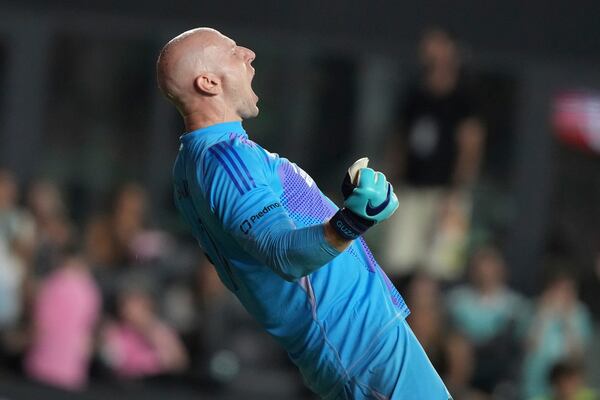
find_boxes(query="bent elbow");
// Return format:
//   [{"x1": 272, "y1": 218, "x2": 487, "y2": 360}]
[
  {"x1": 280, "y1": 273, "x2": 301, "y2": 282},
  {"x1": 275, "y1": 264, "x2": 305, "y2": 282},
  {"x1": 269, "y1": 259, "x2": 307, "y2": 282}
]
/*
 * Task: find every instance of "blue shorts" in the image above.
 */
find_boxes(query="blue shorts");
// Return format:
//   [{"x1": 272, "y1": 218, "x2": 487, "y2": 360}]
[{"x1": 329, "y1": 320, "x2": 451, "y2": 400}]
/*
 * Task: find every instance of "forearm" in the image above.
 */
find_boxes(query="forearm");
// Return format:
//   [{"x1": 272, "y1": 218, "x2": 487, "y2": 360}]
[
  {"x1": 453, "y1": 117, "x2": 484, "y2": 187},
  {"x1": 253, "y1": 222, "x2": 344, "y2": 281}
]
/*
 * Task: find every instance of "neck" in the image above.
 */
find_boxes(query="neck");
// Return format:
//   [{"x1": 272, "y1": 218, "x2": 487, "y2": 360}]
[
  {"x1": 425, "y1": 66, "x2": 458, "y2": 96},
  {"x1": 182, "y1": 104, "x2": 241, "y2": 132}
]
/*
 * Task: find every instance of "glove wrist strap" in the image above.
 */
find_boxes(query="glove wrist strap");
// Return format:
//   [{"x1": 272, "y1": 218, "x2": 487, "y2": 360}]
[{"x1": 329, "y1": 208, "x2": 374, "y2": 241}]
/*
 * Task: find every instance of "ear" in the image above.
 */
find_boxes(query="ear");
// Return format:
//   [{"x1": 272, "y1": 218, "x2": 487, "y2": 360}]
[{"x1": 194, "y1": 73, "x2": 222, "y2": 95}]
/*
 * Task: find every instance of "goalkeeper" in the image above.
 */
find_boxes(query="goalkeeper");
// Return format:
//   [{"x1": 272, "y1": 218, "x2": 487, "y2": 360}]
[{"x1": 157, "y1": 27, "x2": 450, "y2": 399}]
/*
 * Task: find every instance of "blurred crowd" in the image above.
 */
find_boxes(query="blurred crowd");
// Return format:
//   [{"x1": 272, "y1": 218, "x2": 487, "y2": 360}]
[
  {"x1": 0, "y1": 170, "x2": 295, "y2": 398},
  {"x1": 381, "y1": 28, "x2": 600, "y2": 400},
  {"x1": 395, "y1": 251, "x2": 600, "y2": 400},
  {"x1": 0, "y1": 27, "x2": 599, "y2": 400}
]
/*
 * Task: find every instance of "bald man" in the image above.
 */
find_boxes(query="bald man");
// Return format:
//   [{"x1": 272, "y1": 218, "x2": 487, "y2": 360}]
[{"x1": 157, "y1": 28, "x2": 451, "y2": 399}]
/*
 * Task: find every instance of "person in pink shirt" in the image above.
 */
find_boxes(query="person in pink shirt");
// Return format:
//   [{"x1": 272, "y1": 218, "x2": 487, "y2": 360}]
[
  {"x1": 25, "y1": 255, "x2": 101, "y2": 390},
  {"x1": 101, "y1": 285, "x2": 188, "y2": 379}
]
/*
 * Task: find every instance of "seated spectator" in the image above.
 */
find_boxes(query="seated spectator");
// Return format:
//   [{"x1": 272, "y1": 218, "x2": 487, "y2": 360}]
[
  {"x1": 439, "y1": 332, "x2": 490, "y2": 400},
  {"x1": 448, "y1": 247, "x2": 529, "y2": 343},
  {"x1": 83, "y1": 214, "x2": 127, "y2": 310},
  {"x1": 24, "y1": 254, "x2": 100, "y2": 390},
  {"x1": 84, "y1": 183, "x2": 159, "y2": 272},
  {"x1": 531, "y1": 359, "x2": 599, "y2": 400},
  {"x1": 0, "y1": 169, "x2": 36, "y2": 367},
  {"x1": 405, "y1": 272, "x2": 446, "y2": 369},
  {"x1": 100, "y1": 280, "x2": 188, "y2": 379},
  {"x1": 0, "y1": 170, "x2": 36, "y2": 264},
  {"x1": 112, "y1": 183, "x2": 176, "y2": 267},
  {"x1": 111, "y1": 183, "x2": 152, "y2": 261},
  {"x1": 447, "y1": 246, "x2": 529, "y2": 393},
  {"x1": 84, "y1": 214, "x2": 124, "y2": 270},
  {"x1": 523, "y1": 271, "x2": 593, "y2": 399},
  {"x1": 27, "y1": 179, "x2": 75, "y2": 277}
]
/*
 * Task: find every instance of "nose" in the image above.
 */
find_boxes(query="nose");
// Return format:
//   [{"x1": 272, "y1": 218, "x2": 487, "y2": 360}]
[{"x1": 241, "y1": 46, "x2": 255, "y2": 63}]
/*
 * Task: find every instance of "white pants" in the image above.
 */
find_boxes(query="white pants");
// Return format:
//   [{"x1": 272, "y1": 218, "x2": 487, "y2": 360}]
[{"x1": 383, "y1": 187, "x2": 471, "y2": 280}]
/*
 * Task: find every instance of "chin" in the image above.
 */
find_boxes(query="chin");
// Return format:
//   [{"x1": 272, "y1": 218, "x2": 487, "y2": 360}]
[{"x1": 241, "y1": 104, "x2": 259, "y2": 119}]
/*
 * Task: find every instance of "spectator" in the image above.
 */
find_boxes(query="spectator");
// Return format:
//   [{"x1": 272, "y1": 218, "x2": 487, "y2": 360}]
[
  {"x1": 531, "y1": 359, "x2": 599, "y2": 400},
  {"x1": 84, "y1": 183, "x2": 155, "y2": 273},
  {"x1": 580, "y1": 250, "x2": 600, "y2": 391},
  {"x1": 523, "y1": 271, "x2": 593, "y2": 399},
  {"x1": 439, "y1": 332, "x2": 490, "y2": 400},
  {"x1": 384, "y1": 27, "x2": 485, "y2": 279},
  {"x1": 0, "y1": 170, "x2": 35, "y2": 366},
  {"x1": 27, "y1": 180, "x2": 75, "y2": 277},
  {"x1": 111, "y1": 183, "x2": 151, "y2": 260},
  {"x1": 405, "y1": 272, "x2": 446, "y2": 368},
  {"x1": 447, "y1": 247, "x2": 529, "y2": 392},
  {"x1": 85, "y1": 183, "x2": 176, "y2": 303},
  {"x1": 84, "y1": 213, "x2": 127, "y2": 311},
  {"x1": 24, "y1": 254, "x2": 100, "y2": 390},
  {"x1": 100, "y1": 279, "x2": 188, "y2": 379},
  {"x1": 84, "y1": 214, "x2": 122, "y2": 269}
]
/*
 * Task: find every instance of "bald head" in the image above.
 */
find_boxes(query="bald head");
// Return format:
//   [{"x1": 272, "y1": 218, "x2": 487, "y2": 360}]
[
  {"x1": 156, "y1": 27, "x2": 258, "y2": 127},
  {"x1": 157, "y1": 28, "x2": 220, "y2": 104}
]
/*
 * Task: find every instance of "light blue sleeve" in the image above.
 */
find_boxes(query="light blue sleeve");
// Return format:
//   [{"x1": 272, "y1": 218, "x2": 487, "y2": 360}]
[{"x1": 201, "y1": 139, "x2": 341, "y2": 281}]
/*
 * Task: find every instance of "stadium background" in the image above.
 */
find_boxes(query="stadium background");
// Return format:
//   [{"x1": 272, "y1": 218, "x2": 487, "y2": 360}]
[{"x1": 0, "y1": 1, "x2": 599, "y2": 399}]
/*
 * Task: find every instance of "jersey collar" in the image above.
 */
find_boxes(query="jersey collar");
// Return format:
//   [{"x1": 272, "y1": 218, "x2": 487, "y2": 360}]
[{"x1": 180, "y1": 121, "x2": 247, "y2": 144}]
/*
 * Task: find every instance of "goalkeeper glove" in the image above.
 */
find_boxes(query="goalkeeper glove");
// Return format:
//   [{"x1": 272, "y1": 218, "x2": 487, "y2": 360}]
[{"x1": 329, "y1": 157, "x2": 399, "y2": 240}]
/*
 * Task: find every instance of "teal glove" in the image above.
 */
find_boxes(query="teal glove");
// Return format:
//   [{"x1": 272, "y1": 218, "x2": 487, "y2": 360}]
[
  {"x1": 330, "y1": 158, "x2": 399, "y2": 240},
  {"x1": 344, "y1": 167, "x2": 398, "y2": 223}
]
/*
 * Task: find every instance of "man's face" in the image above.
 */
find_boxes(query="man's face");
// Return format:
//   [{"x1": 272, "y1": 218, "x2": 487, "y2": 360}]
[
  {"x1": 214, "y1": 34, "x2": 259, "y2": 119},
  {"x1": 419, "y1": 30, "x2": 458, "y2": 71}
]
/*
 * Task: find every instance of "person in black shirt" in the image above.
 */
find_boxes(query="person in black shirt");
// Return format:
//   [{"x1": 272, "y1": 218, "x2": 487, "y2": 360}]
[{"x1": 384, "y1": 28, "x2": 484, "y2": 279}]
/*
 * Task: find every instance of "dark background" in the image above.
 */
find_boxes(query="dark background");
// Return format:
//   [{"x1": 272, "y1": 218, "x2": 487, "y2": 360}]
[{"x1": 0, "y1": 1, "x2": 599, "y2": 399}]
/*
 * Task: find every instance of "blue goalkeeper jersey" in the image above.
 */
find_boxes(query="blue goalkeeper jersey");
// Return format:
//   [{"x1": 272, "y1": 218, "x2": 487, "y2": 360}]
[{"x1": 172, "y1": 121, "x2": 409, "y2": 397}]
